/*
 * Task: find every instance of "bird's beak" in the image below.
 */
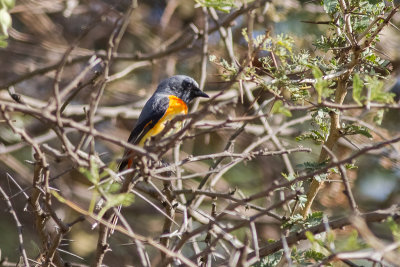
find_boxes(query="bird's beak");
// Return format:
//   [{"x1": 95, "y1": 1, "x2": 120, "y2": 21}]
[{"x1": 195, "y1": 88, "x2": 209, "y2": 98}]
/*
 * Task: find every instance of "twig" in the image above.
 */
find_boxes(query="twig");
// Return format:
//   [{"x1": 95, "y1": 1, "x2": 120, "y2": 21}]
[
  {"x1": 91, "y1": 2, "x2": 138, "y2": 265},
  {"x1": 246, "y1": 205, "x2": 400, "y2": 261},
  {"x1": 321, "y1": 145, "x2": 359, "y2": 214},
  {"x1": 0, "y1": 100, "x2": 155, "y2": 160},
  {"x1": 156, "y1": 147, "x2": 311, "y2": 173},
  {"x1": 0, "y1": 185, "x2": 30, "y2": 267},
  {"x1": 0, "y1": 0, "x2": 272, "y2": 90},
  {"x1": 51, "y1": 191, "x2": 198, "y2": 267}
]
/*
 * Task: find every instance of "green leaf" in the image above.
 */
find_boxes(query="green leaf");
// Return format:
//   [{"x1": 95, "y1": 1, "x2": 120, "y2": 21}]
[
  {"x1": 323, "y1": 0, "x2": 338, "y2": 14},
  {"x1": 387, "y1": 217, "x2": 400, "y2": 241},
  {"x1": 195, "y1": 0, "x2": 236, "y2": 12},
  {"x1": 329, "y1": 167, "x2": 339, "y2": 174},
  {"x1": 297, "y1": 161, "x2": 327, "y2": 171},
  {"x1": 78, "y1": 158, "x2": 100, "y2": 185},
  {"x1": 314, "y1": 173, "x2": 328, "y2": 182},
  {"x1": 304, "y1": 249, "x2": 325, "y2": 261},
  {"x1": 1, "y1": 0, "x2": 15, "y2": 9},
  {"x1": 305, "y1": 231, "x2": 315, "y2": 242},
  {"x1": 365, "y1": 53, "x2": 377, "y2": 63},
  {"x1": 373, "y1": 109, "x2": 384, "y2": 125},
  {"x1": 345, "y1": 163, "x2": 358, "y2": 170},
  {"x1": 297, "y1": 194, "x2": 307, "y2": 209},
  {"x1": 296, "y1": 130, "x2": 325, "y2": 144},
  {"x1": 271, "y1": 100, "x2": 292, "y2": 117},
  {"x1": 79, "y1": 167, "x2": 97, "y2": 185},
  {"x1": 0, "y1": 35, "x2": 7, "y2": 47},
  {"x1": 352, "y1": 74, "x2": 363, "y2": 106},
  {"x1": 366, "y1": 76, "x2": 395, "y2": 104},
  {"x1": 0, "y1": 7, "x2": 11, "y2": 37},
  {"x1": 275, "y1": 34, "x2": 294, "y2": 57},
  {"x1": 307, "y1": 211, "x2": 324, "y2": 226},
  {"x1": 98, "y1": 193, "x2": 135, "y2": 219},
  {"x1": 106, "y1": 193, "x2": 135, "y2": 208},
  {"x1": 311, "y1": 65, "x2": 323, "y2": 79},
  {"x1": 342, "y1": 230, "x2": 365, "y2": 250},
  {"x1": 282, "y1": 172, "x2": 296, "y2": 181},
  {"x1": 99, "y1": 180, "x2": 121, "y2": 194},
  {"x1": 253, "y1": 250, "x2": 283, "y2": 267},
  {"x1": 209, "y1": 54, "x2": 217, "y2": 63},
  {"x1": 241, "y1": 27, "x2": 249, "y2": 43},
  {"x1": 342, "y1": 124, "x2": 372, "y2": 138},
  {"x1": 311, "y1": 66, "x2": 330, "y2": 103}
]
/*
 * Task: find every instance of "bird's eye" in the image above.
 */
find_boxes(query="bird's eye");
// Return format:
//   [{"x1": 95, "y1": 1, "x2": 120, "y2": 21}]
[{"x1": 183, "y1": 80, "x2": 193, "y2": 89}]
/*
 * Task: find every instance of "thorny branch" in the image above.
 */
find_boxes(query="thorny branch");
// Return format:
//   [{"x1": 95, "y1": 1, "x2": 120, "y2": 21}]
[
  {"x1": 0, "y1": 185, "x2": 30, "y2": 267},
  {"x1": 1, "y1": 1, "x2": 400, "y2": 266}
]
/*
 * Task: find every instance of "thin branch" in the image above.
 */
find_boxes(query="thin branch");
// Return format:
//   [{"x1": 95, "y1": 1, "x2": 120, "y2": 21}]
[
  {"x1": 247, "y1": 205, "x2": 400, "y2": 261},
  {"x1": 321, "y1": 145, "x2": 359, "y2": 214},
  {"x1": 0, "y1": 185, "x2": 30, "y2": 267}
]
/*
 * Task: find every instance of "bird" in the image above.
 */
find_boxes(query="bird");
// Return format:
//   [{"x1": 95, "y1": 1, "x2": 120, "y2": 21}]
[
  {"x1": 118, "y1": 75, "x2": 209, "y2": 172},
  {"x1": 106, "y1": 75, "x2": 209, "y2": 235}
]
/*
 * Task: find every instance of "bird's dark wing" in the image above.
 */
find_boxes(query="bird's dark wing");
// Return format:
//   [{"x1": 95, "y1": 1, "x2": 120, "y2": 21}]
[{"x1": 118, "y1": 95, "x2": 170, "y2": 171}]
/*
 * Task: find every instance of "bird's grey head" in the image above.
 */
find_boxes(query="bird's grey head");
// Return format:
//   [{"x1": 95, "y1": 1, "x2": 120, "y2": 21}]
[{"x1": 156, "y1": 75, "x2": 209, "y2": 104}]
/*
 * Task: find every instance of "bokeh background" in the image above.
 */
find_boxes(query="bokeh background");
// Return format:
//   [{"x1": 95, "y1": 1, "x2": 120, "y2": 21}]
[{"x1": 0, "y1": 0, "x2": 399, "y2": 266}]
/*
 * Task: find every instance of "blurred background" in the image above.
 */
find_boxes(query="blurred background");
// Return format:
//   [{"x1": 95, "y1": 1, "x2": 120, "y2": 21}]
[{"x1": 0, "y1": 0, "x2": 399, "y2": 266}]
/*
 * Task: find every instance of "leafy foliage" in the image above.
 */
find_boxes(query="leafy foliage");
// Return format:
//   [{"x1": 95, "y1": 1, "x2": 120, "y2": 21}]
[
  {"x1": 366, "y1": 76, "x2": 395, "y2": 104},
  {"x1": 291, "y1": 247, "x2": 329, "y2": 266},
  {"x1": 323, "y1": 0, "x2": 338, "y2": 14},
  {"x1": 79, "y1": 158, "x2": 134, "y2": 216},
  {"x1": 311, "y1": 65, "x2": 332, "y2": 103},
  {"x1": 341, "y1": 124, "x2": 372, "y2": 138},
  {"x1": 1, "y1": 0, "x2": 399, "y2": 265},
  {"x1": 254, "y1": 247, "x2": 329, "y2": 267},
  {"x1": 283, "y1": 211, "x2": 324, "y2": 232},
  {"x1": 296, "y1": 108, "x2": 332, "y2": 144},
  {"x1": 271, "y1": 100, "x2": 292, "y2": 117},
  {"x1": 338, "y1": 230, "x2": 367, "y2": 251},
  {"x1": 253, "y1": 251, "x2": 283, "y2": 267}
]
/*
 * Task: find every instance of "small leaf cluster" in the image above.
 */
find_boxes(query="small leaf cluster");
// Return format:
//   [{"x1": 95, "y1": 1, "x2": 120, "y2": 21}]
[
  {"x1": 296, "y1": 108, "x2": 332, "y2": 144},
  {"x1": 340, "y1": 123, "x2": 372, "y2": 138},
  {"x1": 79, "y1": 158, "x2": 134, "y2": 218},
  {"x1": 254, "y1": 247, "x2": 328, "y2": 267},
  {"x1": 283, "y1": 211, "x2": 324, "y2": 232},
  {"x1": 281, "y1": 172, "x2": 307, "y2": 209},
  {"x1": 291, "y1": 247, "x2": 328, "y2": 266},
  {"x1": 211, "y1": 32, "x2": 319, "y2": 101},
  {"x1": 271, "y1": 100, "x2": 292, "y2": 117},
  {"x1": 209, "y1": 54, "x2": 239, "y2": 80},
  {"x1": 352, "y1": 74, "x2": 395, "y2": 106},
  {"x1": 195, "y1": 0, "x2": 238, "y2": 12},
  {"x1": 254, "y1": 250, "x2": 283, "y2": 267},
  {"x1": 0, "y1": 0, "x2": 13, "y2": 47},
  {"x1": 211, "y1": 1, "x2": 396, "y2": 264}
]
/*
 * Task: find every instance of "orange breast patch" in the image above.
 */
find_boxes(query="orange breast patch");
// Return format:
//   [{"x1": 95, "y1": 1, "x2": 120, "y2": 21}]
[{"x1": 139, "y1": 95, "x2": 188, "y2": 146}]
